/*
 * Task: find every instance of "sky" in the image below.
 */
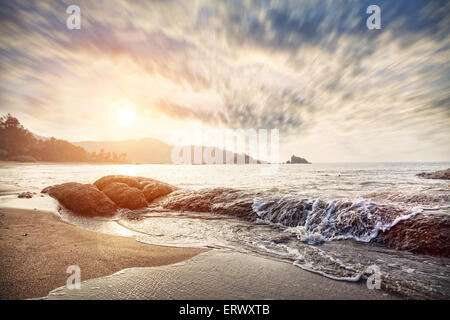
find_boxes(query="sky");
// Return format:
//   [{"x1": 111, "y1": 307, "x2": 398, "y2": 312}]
[{"x1": 0, "y1": 0, "x2": 449, "y2": 162}]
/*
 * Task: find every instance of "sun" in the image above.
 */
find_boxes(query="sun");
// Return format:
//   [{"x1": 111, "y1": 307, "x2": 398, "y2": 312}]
[{"x1": 117, "y1": 107, "x2": 136, "y2": 126}]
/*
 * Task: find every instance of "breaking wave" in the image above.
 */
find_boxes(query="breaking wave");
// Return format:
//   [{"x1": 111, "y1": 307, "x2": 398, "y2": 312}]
[
  {"x1": 252, "y1": 198, "x2": 420, "y2": 244},
  {"x1": 155, "y1": 188, "x2": 437, "y2": 245},
  {"x1": 120, "y1": 187, "x2": 450, "y2": 298}
]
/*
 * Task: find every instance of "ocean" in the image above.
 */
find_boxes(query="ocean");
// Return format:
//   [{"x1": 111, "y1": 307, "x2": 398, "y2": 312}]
[{"x1": 0, "y1": 162, "x2": 449, "y2": 299}]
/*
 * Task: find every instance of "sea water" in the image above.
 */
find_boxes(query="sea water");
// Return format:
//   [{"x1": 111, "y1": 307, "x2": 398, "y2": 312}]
[{"x1": 0, "y1": 162, "x2": 449, "y2": 298}]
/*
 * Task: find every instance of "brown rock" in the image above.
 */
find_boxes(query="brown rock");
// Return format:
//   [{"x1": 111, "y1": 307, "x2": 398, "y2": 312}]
[
  {"x1": 417, "y1": 168, "x2": 450, "y2": 180},
  {"x1": 93, "y1": 175, "x2": 176, "y2": 204},
  {"x1": 94, "y1": 175, "x2": 144, "y2": 190},
  {"x1": 18, "y1": 192, "x2": 34, "y2": 199},
  {"x1": 42, "y1": 183, "x2": 118, "y2": 217},
  {"x1": 377, "y1": 213, "x2": 450, "y2": 257},
  {"x1": 159, "y1": 187, "x2": 243, "y2": 214},
  {"x1": 43, "y1": 175, "x2": 177, "y2": 217},
  {"x1": 102, "y1": 182, "x2": 148, "y2": 210},
  {"x1": 142, "y1": 181, "x2": 176, "y2": 203},
  {"x1": 134, "y1": 176, "x2": 160, "y2": 187},
  {"x1": 93, "y1": 175, "x2": 169, "y2": 189}
]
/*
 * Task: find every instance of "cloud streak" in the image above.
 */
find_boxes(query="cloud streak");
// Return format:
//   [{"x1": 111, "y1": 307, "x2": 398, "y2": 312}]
[{"x1": 0, "y1": 0, "x2": 449, "y2": 161}]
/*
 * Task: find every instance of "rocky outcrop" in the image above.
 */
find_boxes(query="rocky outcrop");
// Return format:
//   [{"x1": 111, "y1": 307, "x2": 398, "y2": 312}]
[
  {"x1": 94, "y1": 175, "x2": 146, "y2": 190},
  {"x1": 142, "y1": 181, "x2": 176, "y2": 202},
  {"x1": 42, "y1": 175, "x2": 177, "y2": 216},
  {"x1": 42, "y1": 182, "x2": 118, "y2": 217},
  {"x1": 377, "y1": 213, "x2": 450, "y2": 257},
  {"x1": 159, "y1": 189, "x2": 219, "y2": 212},
  {"x1": 102, "y1": 182, "x2": 148, "y2": 210},
  {"x1": 159, "y1": 188, "x2": 255, "y2": 218},
  {"x1": 94, "y1": 175, "x2": 177, "y2": 204},
  {"x1": 417, "y1": 168, "x2": 450, "y2": 180},
  {"x1": 287, "y1": 155, "x2": 310, "y2": 164}
]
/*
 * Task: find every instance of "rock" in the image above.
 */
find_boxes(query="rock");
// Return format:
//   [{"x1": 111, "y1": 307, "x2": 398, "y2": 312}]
[
  {"x1": 93, "y1": 175, "x2": 176, "y2": 204},
  {"x1": 43, "y1": 175, "x2": 177, "y2": 217},
  {"x1": 377, "y1": 213, "x2": 450, "y2": 257},
  {"x1": 288, "y1": 155, "x2": 310, "y2": 164},
  {"x1": 417, "y1": 168, "x2": 450, "y2": 180},
  {"x1": 94, "y1": 175, "x2": 144, "y2": 190},
  {"x1": 159, "y1": 188, "x2": 222, "y2": 212},
  {"x1": 18, "y1": 192, "x2": 33, "y2": 198},
  {"x1": 134, "y1": 176, "x2": 160, "y2": 186},
  {"x1": 159, "y1": 187, "x2": 255, "y2": 218},
  {"x1": 42, "y1": 183, "x2": 118, "y2": 217},
  {"x1": 142, "y1": 181, "x2": 177, "y2": 203},
  {"x1": 93, "y1": 175, "x2": 169, "y2": 190},
  {"x1": 102, "y1": 182, "x2": 148, "y2": 210}
]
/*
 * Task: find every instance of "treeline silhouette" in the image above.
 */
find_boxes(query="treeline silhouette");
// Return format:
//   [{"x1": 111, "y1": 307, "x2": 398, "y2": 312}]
[{"x1": 0, "y1": 114, "x2": 127, "y2": 163}]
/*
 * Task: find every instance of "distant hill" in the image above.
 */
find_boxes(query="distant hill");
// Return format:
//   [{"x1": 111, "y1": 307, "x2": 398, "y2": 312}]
[
  {"x1": 174, "y1": 145, "x2": 267, "y2": 165},
  {"x1": 0, "y1": 113, "x2": 117, "y2": 163},
  {"x1": 74, "y1": 139, "x2": 266, "y2": 164},
  {"x1": 74, "y1": 138, "x2": 172, "y2": 164},
  {"x1": 1, "y1": 113, "x2": 267, "y2": 165}
]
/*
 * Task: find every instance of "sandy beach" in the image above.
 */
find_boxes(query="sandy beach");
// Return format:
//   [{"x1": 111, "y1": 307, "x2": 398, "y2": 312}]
[
  {"x1": 0, "y1": 207, "x2": 398, "y2": 300},
  {"x1": 0, "y1": 208, "x2": 206, "y2": 300},
  {"x1": 38, "y1": 250, "x2": 397, "y2": 300}
]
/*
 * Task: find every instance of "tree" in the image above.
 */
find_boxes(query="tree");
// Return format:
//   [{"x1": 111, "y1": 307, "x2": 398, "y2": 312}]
[
  {"x1": 0, "y1": 114, "x2": 35, "y2": 157},
  {"x1": 0, "y1": 114, "x2": 128, "y2": 163}
]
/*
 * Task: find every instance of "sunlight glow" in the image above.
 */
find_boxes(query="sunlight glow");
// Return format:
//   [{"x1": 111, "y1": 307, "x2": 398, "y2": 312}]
[
  {"x1": 117, "y1": 108, "x2": 136, "y2": 126},
  {"x1": 116, "y1": 164, "x2": 138, "y2": 176}
]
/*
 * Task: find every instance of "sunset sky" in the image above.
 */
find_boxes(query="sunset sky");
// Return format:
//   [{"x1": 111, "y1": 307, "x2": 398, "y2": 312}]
[{"x1": 0, "y1": 0, "x2": 449, "y2": 162}]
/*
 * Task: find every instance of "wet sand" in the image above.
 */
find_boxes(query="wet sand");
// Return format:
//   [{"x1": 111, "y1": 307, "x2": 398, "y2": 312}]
[
  {"x1": 39, "y1": 250, "x2": 397, "y2": 300},
  {"x1": 0, "y1": 208, "x2": 399, "y2": 300},
  {"x1": 0, "y1": 208, "x2": 207, "y2": 300}
]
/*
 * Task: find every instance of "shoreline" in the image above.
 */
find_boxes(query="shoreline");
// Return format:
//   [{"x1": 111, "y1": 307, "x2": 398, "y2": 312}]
[
  {"x1": 0, "y1": 208, "x2": 399, "y2": 300},
  {"x1": 38, "y1": 250, "x2": 397, "y2": 300},
  {"x1": 0, "y1": 208, "x2": 207, "y2": 300}
]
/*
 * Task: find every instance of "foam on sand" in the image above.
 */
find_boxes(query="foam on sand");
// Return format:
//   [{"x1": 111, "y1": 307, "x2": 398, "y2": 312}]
[{"x1": 36, "y1": 251, "x2": 395, "y2": 300}]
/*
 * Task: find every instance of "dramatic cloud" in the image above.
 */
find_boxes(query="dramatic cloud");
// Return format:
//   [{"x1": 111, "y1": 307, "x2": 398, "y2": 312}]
[{"x1": 0, "y1": 0, "x2": 449, "y2": 161}]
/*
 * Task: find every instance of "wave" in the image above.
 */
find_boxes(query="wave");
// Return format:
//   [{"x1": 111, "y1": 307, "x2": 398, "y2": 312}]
[
  {"x1": 156, "y1": 188, "x2": 428, "y2": 245},
  {"x1": 253, "y1": 198, "x2": 420, "y2": 244},
  {"x1": 123, "y1": 187, "x2": 450, "y2": 297}
]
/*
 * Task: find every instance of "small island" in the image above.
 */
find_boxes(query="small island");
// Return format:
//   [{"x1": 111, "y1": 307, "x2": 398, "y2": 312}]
[{"x1": 286, "y1": 155, "x2": 310, "y2": 164}]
